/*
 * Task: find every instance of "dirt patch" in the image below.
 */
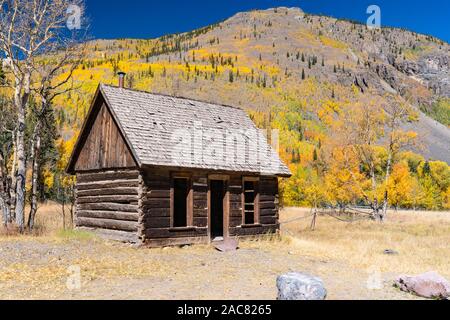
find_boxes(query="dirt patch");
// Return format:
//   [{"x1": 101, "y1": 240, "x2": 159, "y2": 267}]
[
  {"x1": 1, "y1": 208, "x2": 448, "y2": 300},
  {"x1": 0, "y1": 238, "x2": 419, "y2": 300}
]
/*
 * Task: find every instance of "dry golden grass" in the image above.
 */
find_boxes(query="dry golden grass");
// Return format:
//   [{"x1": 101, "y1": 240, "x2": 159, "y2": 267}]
[
  {"x1": 0, "y1": 204, "x2": 449, "y2": 299},
  {"x1": 278, "y1": 208, "x2": 450, "y2": 277},
  {"x1": 0, "y1": 202, "x2": 70, "y2": 240}
]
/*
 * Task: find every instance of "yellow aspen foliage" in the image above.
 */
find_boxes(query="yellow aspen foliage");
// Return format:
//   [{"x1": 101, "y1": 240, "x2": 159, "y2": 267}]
[
  {"x1": 319, "y1": 36, "x2": 347, "y2": 49},
  {"x1": 444, "y1": 188, "x2": 450, "y2": 210},
  {"x1": 416, "y1": 161, "x2": 450, "y2": 209},
  {"x1": 425, "y1": 161, "x2": 450, "y2": 191},
  {"x1": 280, "y1": 166, "x2": 325, "y2": 207},
  {"x1": 318, "y1": 100, "x2": 341, "y2": 126},
  {"x1": 408, "y1": 177, "x2": 426, "y2": 210},
  {"x1": 43, "y1": 168, "x2": 55, "y2": 190},
  {"x1": 324, "y1": 147, "x2": 368, "y2": 206},
  {"x1": 420, "y1": 176, "x2": 443, "y2": 210},
  {"x1": 304, "y1": 176, "x2": 329, "y2": 208},
  {"x1": 56, "y1": 134, "x2": 78, "y2": 171},
  {"x1": 387, "y1": 162, "x2": 414, "y2": 208}
]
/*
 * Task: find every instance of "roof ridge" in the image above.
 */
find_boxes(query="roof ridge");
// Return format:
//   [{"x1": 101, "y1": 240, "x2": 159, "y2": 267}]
[{"x1": 100, "y1": 83, "x2": 245, "y2": 112}]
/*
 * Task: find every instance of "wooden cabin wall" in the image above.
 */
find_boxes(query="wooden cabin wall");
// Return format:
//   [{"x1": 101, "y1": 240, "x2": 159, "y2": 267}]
[
  {"x1": 229, "y1": 176, "x2": 280, "y2": 237},
  {"x1": 228, "y1": 176, "x2": 245, "y2": 229},
  {"x1": 259, "y1": 177, "x2": 279, "y2": 226},
  {"x1": 141, "y1": 169, "x2": 280, "y2": 246},
  {"x1": 140, "y1": 169, "x2": 209, "y2": 246},
  {"x1": 75, "y1": 170, "x2": 140, "y2": 242},
  {"x1": 74, "y1": 168, "x2": 279, "y2": 245},
  {"x1": 74, "y1": 104, "x2": 136, "y2": 172}
]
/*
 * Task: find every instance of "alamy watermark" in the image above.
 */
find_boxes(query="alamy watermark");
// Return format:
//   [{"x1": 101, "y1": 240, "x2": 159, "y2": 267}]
[
  {"x1": 366, "y1": 265, "x2": 384, "y2": 290},
  {"x1": 170, "y1": 122, "x2": 282, "y2": 172},
  {"x1": 66, "y1": 265, "x2": 81, "y2": 290},
  {"x1": 367, "y1": 5, "x2": 381, "y2": 30},
  {"x1": 67, "y1": 4, "x2": 82, "y2": 30}
]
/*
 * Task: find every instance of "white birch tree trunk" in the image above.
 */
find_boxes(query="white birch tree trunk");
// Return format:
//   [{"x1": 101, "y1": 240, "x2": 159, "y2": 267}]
[
  {"x1": 28, "y1": 122, "x2": 42, "y2": 230},
  {"x1": 9, "y1": 129, "x2": 17, "y2": 219},
  {"x1": 14, "y1": 70, "x2": 31, "y2": 233}
]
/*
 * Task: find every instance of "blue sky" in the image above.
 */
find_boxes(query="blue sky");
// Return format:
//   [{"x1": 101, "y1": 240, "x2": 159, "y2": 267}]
[{"x1": 85, "y1": 0, "x2": 450, "y2": 42}]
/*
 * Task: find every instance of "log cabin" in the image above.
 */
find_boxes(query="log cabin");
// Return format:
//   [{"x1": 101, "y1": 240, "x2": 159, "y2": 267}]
[{"x1": 66, "y1": 75, "x2": 291, "y2": 247}]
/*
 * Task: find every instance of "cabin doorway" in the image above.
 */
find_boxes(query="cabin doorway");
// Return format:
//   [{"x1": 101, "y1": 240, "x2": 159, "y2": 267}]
[{"x1": 210, "y1": 180, "x2": 225, "y2": 240}]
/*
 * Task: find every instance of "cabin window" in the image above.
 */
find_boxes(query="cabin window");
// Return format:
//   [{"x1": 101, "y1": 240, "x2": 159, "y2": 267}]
[
  {"x1": 172, "y1": 178, "x2": 190, "y2": 228},
  {"x1": 243, "y1": 178, "x2": 259, "y2": 225}
]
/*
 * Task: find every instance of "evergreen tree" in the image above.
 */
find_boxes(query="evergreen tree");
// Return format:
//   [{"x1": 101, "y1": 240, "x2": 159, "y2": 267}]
[
  {"x1": 0, "y1": 62, "x2": 5, "y2": 84},
  {"x1": 229, "y1": 70, "x2": 234, "y2": 83},
  {"x1": 423, "y1": 161, "x2": 431, "y2": 175},
  {"x1": 301, "y1": 68, "x2": 305, "y2": 80}
]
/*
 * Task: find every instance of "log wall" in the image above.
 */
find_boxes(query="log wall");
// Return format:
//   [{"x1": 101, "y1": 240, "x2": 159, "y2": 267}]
[
  {"x1": 229, "y1": 176, "x2": 280, "y2": 237},
  {"x1": 141, "y1": 169, "x2": 280, "y2": 246},
  {"x1": 74, "y1": 168, "x2": 280, "y2": 245},
  {"x1": 75, "y1": 170, "x2": 140, "y2": 242},
  {"x1": 140, "y1": 170, "x2": 209, "y2": 246}
]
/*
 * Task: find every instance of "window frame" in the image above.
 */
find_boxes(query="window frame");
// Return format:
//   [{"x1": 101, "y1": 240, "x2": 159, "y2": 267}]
[
  {"x1": 242, "y1": 177, "x2": 260, "y2": 226},
  {"x1": 170, "y1": 173, "x2": 194, "y2": 229}
]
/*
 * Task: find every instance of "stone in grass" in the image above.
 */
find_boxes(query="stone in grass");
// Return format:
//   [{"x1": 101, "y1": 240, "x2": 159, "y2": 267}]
[
  {"x1": 394, "y1": 271, "x2": 450, "y2": 300},
  {"x1": 277, "y1": 272, "x2": 327, "y2": 300},
  {"x1": 214, "y1": 238, "x2": 239, "y2": 252}
]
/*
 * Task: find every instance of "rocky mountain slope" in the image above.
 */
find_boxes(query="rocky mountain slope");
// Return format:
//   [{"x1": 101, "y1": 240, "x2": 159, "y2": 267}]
[{"x1": 57, "y1": 7, "x2": 449, "y2": 163}]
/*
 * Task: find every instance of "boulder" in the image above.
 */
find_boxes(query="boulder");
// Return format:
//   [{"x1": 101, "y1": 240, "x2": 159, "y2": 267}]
[
  {"x1": 277, "y1": 272, "x2": 327, "y2": 300},
  {"x1": 394, "y1": 272, "x2": 450, "y2": 299}
]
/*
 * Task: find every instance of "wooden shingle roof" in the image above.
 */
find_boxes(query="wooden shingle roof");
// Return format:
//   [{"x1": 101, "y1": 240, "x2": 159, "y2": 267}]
[{"x1": 68, "y1": 84, "x2": 291, "y2": 177}]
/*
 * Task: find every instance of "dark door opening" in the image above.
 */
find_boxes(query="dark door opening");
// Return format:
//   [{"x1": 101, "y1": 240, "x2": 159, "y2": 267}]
[
  {"x1": 173, "y1": 178, "x2": 189, "y2": 227},
  {"x1": 210, "y1": 180, "x2": 224, "y2": 239}
]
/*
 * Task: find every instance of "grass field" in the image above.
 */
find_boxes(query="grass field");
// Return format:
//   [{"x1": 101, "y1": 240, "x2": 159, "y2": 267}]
[{"x1": 0, "y1": 204, "x2": 449, "y2": 300}]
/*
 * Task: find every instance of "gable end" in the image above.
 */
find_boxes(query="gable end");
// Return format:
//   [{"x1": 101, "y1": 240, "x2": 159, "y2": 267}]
[{"x1": 67, "y1": 87, "x2": 138, "y2": 173}]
